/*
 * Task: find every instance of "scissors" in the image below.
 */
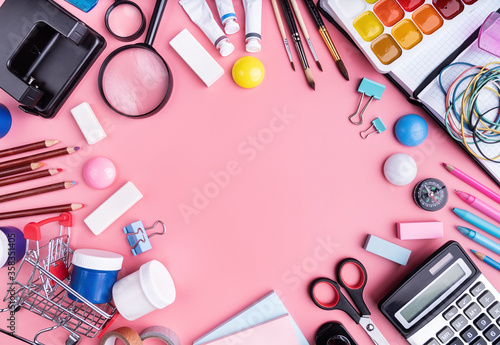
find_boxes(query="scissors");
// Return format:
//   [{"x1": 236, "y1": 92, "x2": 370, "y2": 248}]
[{"x1": 309, "y1": 258, "x2": 390, "y2": 345}]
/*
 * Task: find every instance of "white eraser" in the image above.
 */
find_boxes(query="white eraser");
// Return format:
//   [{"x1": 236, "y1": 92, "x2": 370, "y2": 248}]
[
  {"x1": 70, "y1": 102, "x2": 106, "y2": 145},
  {"x1": 169, "y1": 29, "x2": 224, "y2": 87},
  {"x1": 397, "y1": 221, "x2": 444, "y2": 240},
  {"x1": 84, "y1": 181, "x2": 143, "y2": 236},
  {"x1": 363, "y1": 234, "x2": 411, "y2": 265}
]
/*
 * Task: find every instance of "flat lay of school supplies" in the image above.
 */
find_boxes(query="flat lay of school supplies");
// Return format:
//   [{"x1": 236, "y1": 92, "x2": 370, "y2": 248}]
[{"x1": 1, "y1": 1, "x2": 500, "y2": 345}]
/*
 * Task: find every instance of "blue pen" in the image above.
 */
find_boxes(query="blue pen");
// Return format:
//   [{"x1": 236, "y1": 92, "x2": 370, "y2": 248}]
[
  {"x1": 453, "y1": 208, "x2": 500, "y2": 240},
  {"x1": 471, "y1": 249, "x2": 500, "y2": 272},
  {"x1": 457, "y1": 226, "x2": 500, "y2": 256}
]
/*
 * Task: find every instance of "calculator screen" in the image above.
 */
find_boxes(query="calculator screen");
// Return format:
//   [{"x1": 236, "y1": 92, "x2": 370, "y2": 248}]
[{"x1": 395, "y1": 259, "x2": 472, "y2": 328}]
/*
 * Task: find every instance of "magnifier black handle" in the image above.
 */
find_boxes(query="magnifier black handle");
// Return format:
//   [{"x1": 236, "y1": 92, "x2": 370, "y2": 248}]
[{"x1": 145, "y1": 0, "x2": 168, "y2": 46}]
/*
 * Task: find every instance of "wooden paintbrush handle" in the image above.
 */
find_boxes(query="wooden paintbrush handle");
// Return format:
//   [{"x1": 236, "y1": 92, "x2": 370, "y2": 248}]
[
  {"x1": 289, "y1": 0, "x2": 310, "y2": 39},
  {"x1": 270, "y1": 0, "x2": 287, "y2": 39}
]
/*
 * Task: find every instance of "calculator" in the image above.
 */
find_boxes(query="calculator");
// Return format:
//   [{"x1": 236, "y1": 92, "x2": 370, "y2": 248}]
[{"x1": 379, "y1": 241, "x2": 500, "y2": 345}]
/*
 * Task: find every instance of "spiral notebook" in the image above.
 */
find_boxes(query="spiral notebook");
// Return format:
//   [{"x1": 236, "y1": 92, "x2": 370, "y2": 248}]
[{"x1": 318, "y1": 1, "x2": 500, "y2": 186}]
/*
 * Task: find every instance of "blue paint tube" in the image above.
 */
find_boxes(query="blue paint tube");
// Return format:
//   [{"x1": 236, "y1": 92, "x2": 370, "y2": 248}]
[{"x1": 215, "y1": 0, "x2": 240, "y2": 35}]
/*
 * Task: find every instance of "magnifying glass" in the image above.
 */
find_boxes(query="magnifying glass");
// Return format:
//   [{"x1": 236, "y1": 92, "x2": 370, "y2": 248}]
[
  {"x1": 105, "y1": 0, "x2": 146, "y2": 42},
  {"x1": 98, "y1": 0, "x2": 173, "y2": 118}
]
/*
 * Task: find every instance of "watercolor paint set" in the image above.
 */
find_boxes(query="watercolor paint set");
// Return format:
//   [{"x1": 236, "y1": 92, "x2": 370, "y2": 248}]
[{"x1": 319, "y1": 0, "x2": 493, "y2": 73}]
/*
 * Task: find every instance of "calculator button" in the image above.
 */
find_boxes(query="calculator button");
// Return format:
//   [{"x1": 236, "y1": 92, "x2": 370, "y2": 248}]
[
  {"x1": 471, "y1": 282, "x2": 486, "y2": 297},
  {"x1": 448, "y1": 338, "x2": 465, "y2": 345},
  {"x1": 424, "y1": 339, "x2": 440, "y2": 345},
  {"x1": 478, "y1": 291, "x2": 495, "y2": 308},
  {"x1": 489, "y1": 302, "x2": 500, "y2": 319},
  {"x1": 437, "y1": 326, "x2": 455, "y2": 343},
  {"x1": 471, "y1": 337, "x2": 487, "y2": 345},
  {"x1": 451, "y1": 315, "x2": 469, "y2": 331},
  {"x1": 474, "y1": 314, "x2": 492, "y2": 331},
  {"x1": 484, "y1": 324, "x2": 500, "y2": 341},
  {"x1": 465, "y1": 303, "x2": 482, "y2": 320},
  {"x1": 459, "y1": 294, "x2": 473, "y2": 309},
  {"x1": 461, "y1": 326, "x2": 478, "y2": 342},
  {"x1": 444, "y1": 306, "x2": 460, "y2": 320}
]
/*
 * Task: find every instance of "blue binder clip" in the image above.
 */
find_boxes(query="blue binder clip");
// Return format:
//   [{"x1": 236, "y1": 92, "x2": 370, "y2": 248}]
[
  {"x1": 349, "y1": 78, "x2": 386, "y2": 125},
  {"x1": 123, "y1": 220, "x2": 166, "y2": 255},
  {"x1": 360, "y1": 117, "x2": 386, "y2": 139}
]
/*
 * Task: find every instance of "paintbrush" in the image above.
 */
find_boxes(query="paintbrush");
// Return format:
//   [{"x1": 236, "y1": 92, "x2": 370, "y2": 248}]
[
  {"x1": 302, "y1": 0, "x2": 349, "y2": 80},
  {"x1": 289, "y1": 0, "x2": 322, "y2": 71},
  {"x1": 279, "y1": 0, "x2": 315, "y2": 90},
  {"x1": 270, "y1": 0, "x2": 295, "y2": 70}
]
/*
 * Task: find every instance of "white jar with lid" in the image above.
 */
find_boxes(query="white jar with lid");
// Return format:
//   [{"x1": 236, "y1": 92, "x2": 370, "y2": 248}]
[{"x1": 112, "y1": 260, "x2": 175, "y2": 321}]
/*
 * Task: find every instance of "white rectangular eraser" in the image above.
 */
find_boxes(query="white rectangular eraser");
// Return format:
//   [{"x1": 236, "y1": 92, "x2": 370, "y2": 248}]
[
  {"x1": 363, "y1": 234, "x2": 411, "y2": 265},
  {"x1": 71, "y1": 102, "x2": 106, "y2": 145},
  {"x1": 397, "y1": 221, "x2": 444, "y2": 240},
  {"x1": 169, "y1": 28, "x2": 224, "y2": 87},
  {"x1": 84, "y1": 181, "x2": 143, "y2": 235}
]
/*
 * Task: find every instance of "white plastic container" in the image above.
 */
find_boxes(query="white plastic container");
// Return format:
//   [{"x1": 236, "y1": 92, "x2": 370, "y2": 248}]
[{"x1": 112, "y1": 260, "x2": 176, "y2": 321}]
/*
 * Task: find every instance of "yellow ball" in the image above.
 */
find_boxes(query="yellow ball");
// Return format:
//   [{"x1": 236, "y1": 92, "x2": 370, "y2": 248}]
[{"x1": 232, "y1": 56, "x2": 265, "y2": 88}]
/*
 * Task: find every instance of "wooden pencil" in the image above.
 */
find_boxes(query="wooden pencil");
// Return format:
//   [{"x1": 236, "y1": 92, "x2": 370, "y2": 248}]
[
  {"x1": 0, "y1": 162, "x2": 44, "y2": 178},
  {"x1": 0, "y1": 140, "x2": 59, "y2": 159},
  {"x1": 0, "y1": 181, "x2": 75, "y2": 203},
  {"x1": 0, "y1": 147, "x2": 79, "y2": 171},
  {"x1": 0, "y1": 203, "x2": 84, "y2": 220},
  {"x1": 0, "y1": 169, "x2": 62, "y2": 187}
]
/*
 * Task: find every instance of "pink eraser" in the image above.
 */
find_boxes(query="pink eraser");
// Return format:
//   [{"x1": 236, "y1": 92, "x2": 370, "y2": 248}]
[{"x1": 397, "y1": 221, "x2": 444, "y2": 240}]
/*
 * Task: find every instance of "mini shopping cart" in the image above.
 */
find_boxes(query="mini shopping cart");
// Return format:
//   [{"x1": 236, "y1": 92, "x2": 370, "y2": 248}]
[{"x1": 0, "y1": 213, "x2": 117, "y2": 345}]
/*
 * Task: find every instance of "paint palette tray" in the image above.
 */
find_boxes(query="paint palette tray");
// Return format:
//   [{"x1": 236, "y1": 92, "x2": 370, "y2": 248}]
[{"x1": 318, "y1": 0, "x2": 489, "y2": 73}]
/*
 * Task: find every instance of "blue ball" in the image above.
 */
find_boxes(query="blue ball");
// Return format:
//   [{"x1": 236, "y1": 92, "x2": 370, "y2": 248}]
[
  {"x1": 0, "y1": 104, "x2": 12, "y2": 139},
  {"x1": 395, "y1": 114, "x2": 428, "y2": 147}
]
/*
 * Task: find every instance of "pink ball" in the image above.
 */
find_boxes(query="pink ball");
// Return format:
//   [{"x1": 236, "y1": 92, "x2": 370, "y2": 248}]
[{"x1": 83, "y1": 157, "x2": 116, "y2": 189}]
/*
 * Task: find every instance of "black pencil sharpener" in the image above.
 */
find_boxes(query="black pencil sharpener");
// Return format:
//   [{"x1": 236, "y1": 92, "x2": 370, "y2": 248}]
[
  {"x1": 0, "y1": 0, "x2": 105, "y2": 118},
  {"x1": 315, "y1": 322, "x2": 358, "y2": 345}
]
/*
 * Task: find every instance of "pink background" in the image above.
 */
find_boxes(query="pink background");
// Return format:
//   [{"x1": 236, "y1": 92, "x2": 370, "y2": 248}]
[{"x1": 0, "y1": 0, "x2": 499, "y2": 344}]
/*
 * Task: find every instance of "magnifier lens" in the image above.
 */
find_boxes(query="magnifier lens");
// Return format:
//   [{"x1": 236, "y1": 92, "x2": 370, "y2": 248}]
[
  {"x1": 101, "y1": 48, "x2": 170, "y2": 116},
  {"x1": 106, "y1": 2, "x2": 145, "y2": 40}
]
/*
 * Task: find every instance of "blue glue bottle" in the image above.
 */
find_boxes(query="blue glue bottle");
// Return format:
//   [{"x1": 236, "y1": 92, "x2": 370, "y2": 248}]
[{"x1": 69, "y1": 249, "x2": 123, "y2": 304}]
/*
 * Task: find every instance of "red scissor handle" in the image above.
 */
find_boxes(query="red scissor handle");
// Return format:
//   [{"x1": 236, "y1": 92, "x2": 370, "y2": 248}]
[
  {"x1": 23, "y1": 212, "x2": 72, "y2": 241},
  {"x1": 336, "y1": 258, "x2": 370, "y2": 316}
]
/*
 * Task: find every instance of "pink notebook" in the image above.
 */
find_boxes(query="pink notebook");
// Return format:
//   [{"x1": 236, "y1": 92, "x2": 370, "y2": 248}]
[{"x1": 200, "y1": 314, "x2": 300, "y2": 345}]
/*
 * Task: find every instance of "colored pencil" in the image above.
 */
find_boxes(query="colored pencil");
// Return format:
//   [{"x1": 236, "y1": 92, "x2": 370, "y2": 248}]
[
  {"x1": 0, "y1": 168, "x2": 61, "y2": 187},
  {"x1": 302, "y1": 0, "x2": 349, "y2": 80},
  {"x1": 0, "y1": 162, "x2": 44, "y2": 178},
  {"x1": 456, "y1": 190, "x2": 500, "y2": 224},
  {"x1": 0, "y1": 147, "x2": 79, "y2": 171},
  {"x1": 471, "y1": 250, "x2": 500, "y2": 271},
  {"x1": 457, "y1": 226, "x2": 500, "y2": 256},
  {"x1": 0, "y1": 140, "x2": 58, "y2": 158},
  {"x1": 0, "y1": 181, "x2": 75, "y2": 203},
  {"x1": 279, "y1": 0, "x2": 315, "y2": 90},
  {"x1": 0, "y1": 203, "x2": 84, "y2": 220},
  {"x1": 288, "y1": 0, "x2": 322, "y2": 71},
  {"x1": 270, "y1": 0, "x2": 295, "y2": 71},
  {"x1": 443, "y1": 163, "x2": 500, "y2": 204}
]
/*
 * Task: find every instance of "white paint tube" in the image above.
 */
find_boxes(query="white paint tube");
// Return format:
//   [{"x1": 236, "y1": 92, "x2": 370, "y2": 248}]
[
  {"x1": 215, "y1": 0, "x2": 240, "y2": 35},
  {"x1": 180, "y1": 0, "x2": 234, "y2": 57},
  {"x1": 242, "y1": 0, "x2": 262, "y2": 52}
]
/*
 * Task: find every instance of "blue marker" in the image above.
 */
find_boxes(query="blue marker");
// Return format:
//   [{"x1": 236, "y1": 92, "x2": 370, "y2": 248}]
[
  {"x1": 457, "y1": 226, "x2": 500, "y2": 256},
  {"x1": 453, "y1": 208, "x2": 500, "y2": 240}
]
